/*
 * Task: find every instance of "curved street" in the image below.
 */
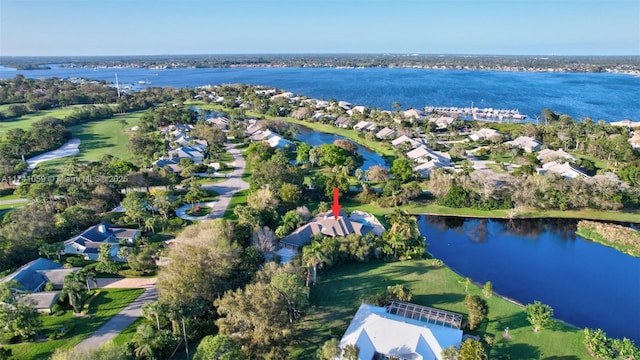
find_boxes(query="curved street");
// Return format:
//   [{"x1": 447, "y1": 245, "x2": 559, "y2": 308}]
[{"x1": 75, "y1": 143, "x2": 248, "y2": 351}]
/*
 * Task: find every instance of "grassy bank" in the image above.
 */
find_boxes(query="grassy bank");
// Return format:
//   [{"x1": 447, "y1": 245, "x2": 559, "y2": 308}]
[
  {"x1": 4, "y1": 288, "x2": 144, "y2": 360},
  {"x1": 291, "y1": 260, "x2": 590, "y2": 359},
  {"x1": 576, "y1": 220, "x2": 640, "y2": 257},
  {"x1": 342, "y1": 199, "x2": 640, "y2": 224}
]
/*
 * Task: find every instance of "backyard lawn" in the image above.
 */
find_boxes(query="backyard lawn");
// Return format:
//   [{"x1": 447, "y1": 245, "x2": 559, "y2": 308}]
[
  {"x1": 291, "y1": 260, "x2": 590, "y2": 359},
  {"x1": 4, "y1": 288, "x2": 144, "y2": 360}
]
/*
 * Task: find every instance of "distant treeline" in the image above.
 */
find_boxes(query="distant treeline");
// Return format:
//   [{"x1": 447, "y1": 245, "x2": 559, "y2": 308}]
[{"x1": 1, "y1": 54, "x2": 639, "y2": 72}]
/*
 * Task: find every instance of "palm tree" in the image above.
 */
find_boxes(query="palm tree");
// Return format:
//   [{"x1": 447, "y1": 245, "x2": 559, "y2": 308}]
[
  {"x1": 77, "y1": 268, "x2": 97, "y2": 291},
  {"x1": 61, "y1": 272, "x2": 87, "y2": 313},
  {"x1": 302, "y1": 241, "x2": 330, "y2": 286},
  {"x1": 142, "y1": 301, "x2": 165, "y2": 331}
]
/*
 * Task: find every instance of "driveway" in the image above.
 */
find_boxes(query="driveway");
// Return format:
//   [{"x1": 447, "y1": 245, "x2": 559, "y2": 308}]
[
  {"x1": 175, "y1": 201, "x2": 218, "y2": 220},
  {"x1": 75, "y1": 286, "x2": 158, "y2": 351}
]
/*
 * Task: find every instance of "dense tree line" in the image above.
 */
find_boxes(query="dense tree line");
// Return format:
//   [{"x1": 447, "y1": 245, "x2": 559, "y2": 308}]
[{"x1": 0, "y1": 75, "x2": 117, "y2": 113}]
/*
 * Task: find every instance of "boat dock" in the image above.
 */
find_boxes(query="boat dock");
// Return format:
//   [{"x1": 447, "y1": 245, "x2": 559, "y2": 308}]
[{"x1": 424, "y1": 105, "x2": 527, "y2": 122}]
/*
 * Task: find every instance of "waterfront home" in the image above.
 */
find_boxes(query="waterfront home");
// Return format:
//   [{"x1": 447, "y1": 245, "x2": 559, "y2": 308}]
[
  {"x1": 506, "y1": 136, "x2": 542, "y2": 153},
  {"x1": 375, "y1": 127, "x2": 396, "y2": 140},
  {"x1": 428, "y1": 116, "x2": 456, "y2": 129},
  {"x1": 334, "y1": 116, "x2": 352, "y2": 128},
  {"x1": 206, "y1": 116, "x2": 229, "y2": 131},
  {"x1": 610, "y1": 119, "x2": 640, "y2": 128},
  {"x1": 347, "y1": 105, "x2": 366, "y2": 115},
  {"x1": 270, "y1": 92, "x2": 294, "y2": 101},
  {"x1": 403, "y1": 108, "x2": 423, "y2": 121},
  {"x1": 538, "y1": 161, "x2": 589, "y2": 179},
  {"x1": 406, "y1": 146, "x2": 452, "y2": 166},
  {"x1": 536, "y1": 148, "x2": 576, "y2": 163},
  {"x1": 338, "y1": 101, "x2": 352, "y2": 110},
  {"x1": 280, "y1": 210, "x2": 383, "y2": 251},
  {"x1": 353, "y1": 121, "x2": 376, "y2": 132},
  {"x1": 0, "y1": 258, "x2": 82, "y2": 313},
  {"x1": 339, "y1": 302, "x2": 463, "y2": 360},
  {"x1": 469, "y1": 128, "x2": 499, "y2": 142},
  {"x1": 63, "y1": 222, "x2": 141, "y2": 260},
  {"x1": 245, "y1": 119, "x2": 262, "y2": 136},
  {"x1": 266, "y1": 134, "x2": 296, "y2": 150}
]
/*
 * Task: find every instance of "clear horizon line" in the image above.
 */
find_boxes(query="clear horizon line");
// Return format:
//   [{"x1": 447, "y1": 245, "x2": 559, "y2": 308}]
[{"x1": 1, "y1": 52, "x2": 640, "y2": 58}]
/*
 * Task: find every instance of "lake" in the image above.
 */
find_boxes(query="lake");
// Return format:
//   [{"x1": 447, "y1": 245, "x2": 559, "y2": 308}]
[
  {"x1": 420, "y1": 216, "x2": 640, "y2": 342},
  {"x1": 294, "y1": 125, "x2": 388, "y2": 171},
  {"x1": 1, "y1": 65, "x2": 639, "y2": 122}
]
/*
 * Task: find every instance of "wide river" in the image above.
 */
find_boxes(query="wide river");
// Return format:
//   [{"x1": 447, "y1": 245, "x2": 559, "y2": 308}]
[
  {"x1": 1, "y1": 65, "x2": 639, "y2": 122},
  {"x1": 420, "y1": 216, "x2": 640, "y2": 342}
]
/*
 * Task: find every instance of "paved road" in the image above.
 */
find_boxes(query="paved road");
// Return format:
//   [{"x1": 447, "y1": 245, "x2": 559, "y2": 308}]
[
  {"x1": 201, "y1": 143, "x2": 249, "y2": 219},
  {"x1": 76, "y1": 283, "x2": 158, "y2": 351},
  {"x1": 75, "y1": 145, "x2": 247, "y2": 351}
]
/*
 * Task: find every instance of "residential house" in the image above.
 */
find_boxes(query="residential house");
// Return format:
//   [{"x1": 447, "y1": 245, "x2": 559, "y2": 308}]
[
  {"x1": 536, "y1": 148, "x2": 576, "y2": 164},
  {"x1": 506, "y1": 136, "x2": 542, "y2": 153},
  {"x1": 406, "y1": 146, "x2": 452, "y2": 178},
  {"x1": 267, "y1": 135, "x2": 296, "y2": 150},
  {"x1": 334, "y1": 117, "x2": 352, "y2": 128},
  {"x1": 250, "y1": 129, "x2": 273, "y2": 142},
  {"x1": 245, "y1": 120, "x2": 262, "y2": 136},
  {"x1": 428, "y1": 116, "x2": 455, "y2": 129},
  {"x1": 206, "y1": 117, "x2": 229, "y2": 131},
  {"x1": 353, "y1": 121, "x2": 376, "y2": 132},
  {"x1": 339, "y1": 302, "x2": 463, "y2": 360},
  {"x1": 280, "y1": 210, "x2": 382, "y2": 250},
  {"x1": 375, "y1": 127, "x2": 396, "y2": 140},
  {"x1": 270, "y1": 92, "x2": 294, "y2": 101},
  {"x1": 347, "y1": 105, "x2": 366, "y2": 116},
  {"x1": 338, "y1": 101, "x2": 352, "y2": 110},
  {"x1": 538, "y1": 161, "x2": 589, "y2": 179},
  {"x1": 403, "y1": 108, "x2": 423, "y2": 121},
  {"x1": 153, "y1": 158, "x2": 182, "y2": 173},
  {"x1": 168, "y1": 146, "x2": 205, "y2": 164},
  {"x1": 391, "y1": 135, "x2": 421, "y2": 148},
  {"x1": 610, "y1": 119, "x2": 640, "y2": 128},
  {"x1": 469, "y1": 128, "x2": 499, "y2": 142},
  {"x1": 0, "y1": 258, "x2": 81, "y2": 313},
  {"x1": 63, "y1": 222, "x2": 141, "y2": 261}
]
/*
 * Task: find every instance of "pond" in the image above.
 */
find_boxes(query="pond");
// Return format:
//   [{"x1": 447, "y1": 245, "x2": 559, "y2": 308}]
[
  {"x1": 419, "y1": 216, "x2": 640, "y2": 342},
  {"x1": 294, "y1": 125, "x2": 388, "y2": 171}
]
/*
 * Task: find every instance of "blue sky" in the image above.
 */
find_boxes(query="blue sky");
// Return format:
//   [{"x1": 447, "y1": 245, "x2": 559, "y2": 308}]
[{"x1": 1, "y1": 0, "x2": 638, "y2": 56}]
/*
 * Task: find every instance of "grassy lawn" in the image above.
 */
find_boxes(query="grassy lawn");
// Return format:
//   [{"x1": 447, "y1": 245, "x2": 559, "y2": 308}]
[
  {"x1": 111, "y1": 317, "x2": 144, "y2": 346},
  {"x1": 4, "y1": 288, "x2": 145, "y2": 360},
  {"x1": 67, "y1": 111, "x2": 144, "y2": 162},
  {"x1": 223, "y1": 189, "x2": 248, "y2": 220},
  {"x1": 0, "y1": 105, "x2": 93, "y2": 137},
  {"x1": 0, "y1": 202, "x2": 25, "y2": 211},
  {"x1": 187, "y1": 205, "x2": 212, "y2": 217},
  {"x1": 291, "y1": 260, "x2": 590, "y2": 359}
]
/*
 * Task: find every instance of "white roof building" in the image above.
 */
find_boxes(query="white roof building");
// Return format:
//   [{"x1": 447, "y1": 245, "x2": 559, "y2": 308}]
[
  {"x1": 610, "y1": 119, "x2": 640, "y2": 128},
  {"x1": 376, "y1": 127, "x2": 396, "y2": 140},
  {"x1": 469, "y1": 128, "x2": 499, "y2": 142},
  {"x1": 406, "y1": 146, "x2": 451, "y2": 166},
  {"x1": 538, "y1": 161, "x2": 589, "y2": 179},
  {"x1": 536, "y1": 148, "x2": 576, "y2": 163},
  {"x1": 505, "y1": 136, "x2": 542, "y2": 153},
  {"x1": 391, "y1": 135, "x2": 421, "y2": 148},
  {"x1": 403, "y1": 108, "x2": 424, "y2": 120},
  {"x1": 428, "y1": 116, "x2": 455, "y2": 129},
  {"x1": 354, "y1": 121, "x2": 376, "y2": 132},
  {"x1": 339, "y1": 302, "x2": 463, "y2": 360}
]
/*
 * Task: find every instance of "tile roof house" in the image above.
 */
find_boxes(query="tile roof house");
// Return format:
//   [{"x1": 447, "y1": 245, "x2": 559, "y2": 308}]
[
  {"x1": 629, "y1": 133, "x2": 640, "y2": 149},
  {"x1": 469, "y1": 128, "x2": 499, "y2": 142},
  {"x1": 536, "y1": 148, "x2": 576, "y2": 163},
  {"x1": 506, "y1": 136, "x2": 542, "y2": 153},
  {"x1": 391, "y1": 135, "x2": 421, "y2": 148},
  {"x1": 334, "y1": 117, "x2": 352, "y2": 128},
  {"x1": 280, "y1": 210, "x2": 380, "y2": 250},
  {"x1": 206, "y1": 116, "x2": 229, "y2": 131},
  {"x1": 406, "y1": 146, "x2": 452, "y2": 165},
  {"x1": 428, "y1": 116, "x2": 455, "y2": 129},
  {"x1": 376, "y1": 127, "x2": 396, "y2": 140},
  {"x1": 538, "y1": 161, "x2": 589, "y2": 179},
  {"x1": 403, "y1": 108, "x2": 424, "y2": 120},
  {"x1": 63, "y1": 222, "x2": 140, "y2": 261},
  {"x1": 0, "y1": 258, "x2": 81, "y2": 313},
  {"x1": 339, "y1": 302, "x2": 463, "y2": 360},
  {"x1": 354, "y1": 121, "x2": 376, "y2": 132}
]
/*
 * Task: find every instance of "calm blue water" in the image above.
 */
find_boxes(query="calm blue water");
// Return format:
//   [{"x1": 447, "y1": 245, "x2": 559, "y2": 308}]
[
  {"x1": 295, "y1": 125, "x2": 387, "y2": 171},
  {"x1": 1, "y1": 65, "x2": 639, "y2": 122},
  {"x1": 420, "y1": 216, "x2": 640, "y2": 342}
]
